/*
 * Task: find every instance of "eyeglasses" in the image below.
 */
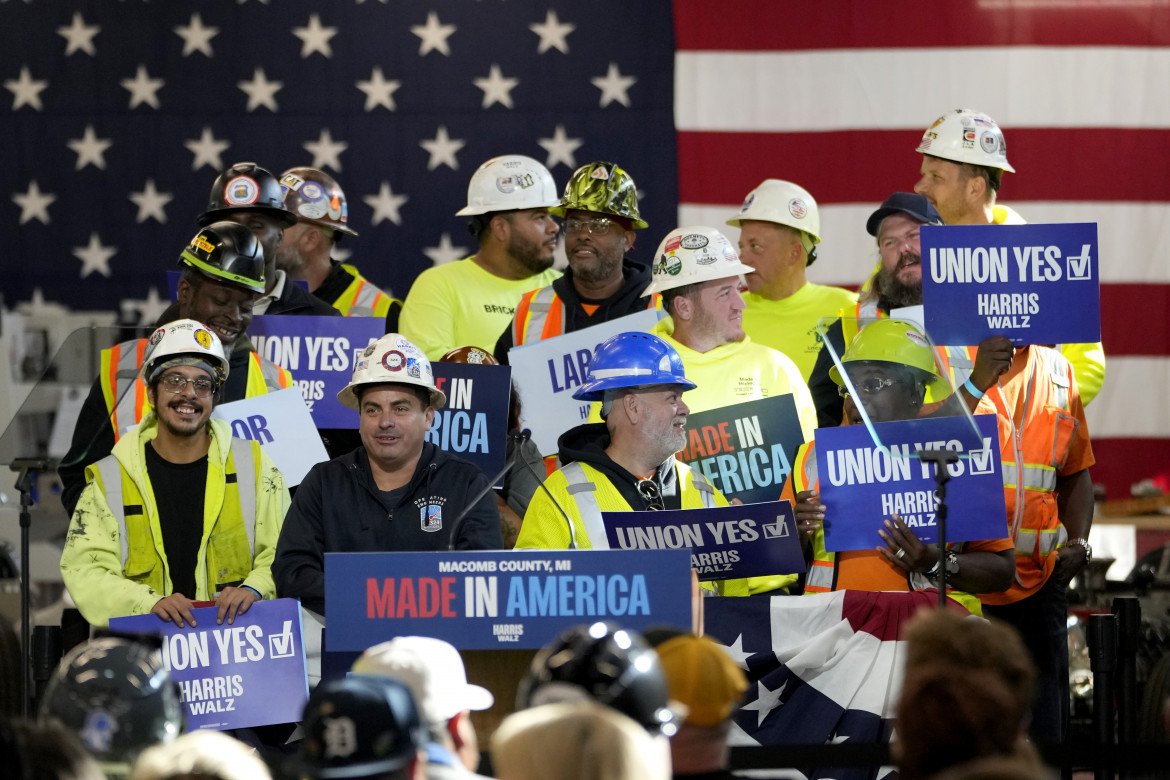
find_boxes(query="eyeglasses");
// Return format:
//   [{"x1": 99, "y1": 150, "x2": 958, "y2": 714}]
[
  {"x1": 637, "y1": 479, "x2": 665, "y2": 511},
  {"x1": 159, "y1": 374, "x2": 215, "y2": 398},
  {"x1": 564, "y1": 217, "x2": 616, "y2": 236},
  {"x1": 838, "y1": 376, "x2": 903, "y2": 398}
]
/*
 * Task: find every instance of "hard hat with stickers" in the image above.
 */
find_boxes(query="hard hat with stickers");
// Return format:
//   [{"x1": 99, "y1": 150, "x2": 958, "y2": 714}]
[
  {"x1": 280, "y1": 167, "x2": 358, "y2": 237},
  {"x1": 550, "y1": 161, "x2": 648, "y2": 229},
  {"x1": 198, "y1": 161, "x2": 298, "y2": 228},
  {"x1": 641, "y1": 225, "x2": 755, "y2": 296},
  {"x1": 337, "y1": 332, "x2": 447, "y2": 410},
  {"x1": 915, "y1": 108, "x2": 1016, "y2": 173},
  {"x1": 140, "y1": 318, "x2": 230, "y2": 385},
  {"x1": 455, "y1": 154, "x2": 560, "y2": 217},
  {"x1": 178, "y1": 221, "x2": 267, "y2": 294}
]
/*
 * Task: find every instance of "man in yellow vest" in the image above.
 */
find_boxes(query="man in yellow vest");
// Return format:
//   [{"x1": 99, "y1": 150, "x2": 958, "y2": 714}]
[
  {"x1": 912, "y1": 108, "x2": 1105, "y2": 405},
  {"x1": 791, "y1": 319, "x2": 1014, "y2": 615},
  {"x1": 493, "y1": 162, "x2": 659, "y2": 364},
  {"x1": 60, "y1": 319, "x2": 290, "y2": 629},
  {"x1": 516, "y1": 333, "x2": 742, "y2": 586},
  {"x1": 399, "y1": 154, "x2": 562, "y2": 360},
  {"x1": 727, "y1": 179, "x2": 858, "y2": 382},
  {"x1": 59, "y1": 223, "x2": 294, "y2": 516},
  {"x1": 276, "y1": 166, "x2": 402, "y2": 330}
]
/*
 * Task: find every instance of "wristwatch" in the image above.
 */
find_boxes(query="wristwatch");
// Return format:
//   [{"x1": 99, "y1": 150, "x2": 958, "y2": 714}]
[
  {"x1": 924, "y1": 550, "x2": 959, "y2": 579},
  {"x1": 1066, "y1": 538, "x2": 1093, "y2": 564}
]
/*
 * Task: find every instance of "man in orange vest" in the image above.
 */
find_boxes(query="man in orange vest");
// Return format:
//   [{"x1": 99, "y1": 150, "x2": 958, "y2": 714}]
[
  {"x1": 59, "y1": 223, "x2": 294, "y2": 516},
  {"x1": 276, "y1": 166, "x2": 402, "y2": 331},
  {"x1": 493, "y1": 162, "x2": 659, "y2": 364}
]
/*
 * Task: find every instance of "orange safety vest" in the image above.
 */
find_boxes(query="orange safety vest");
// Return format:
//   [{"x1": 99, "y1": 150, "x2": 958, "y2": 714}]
[
  {"x1": 796, "y1": 440, "x2": 984, "y2": 614},
  {"x1": 99, "y1": 338, "x2": 294, "y2": 442},
  {"x1": 512, "y1": 286, "x2": 660, "y2": 347},
  {"x1": 974, "y1": 347, "x2": 1079, "y2": 604}
]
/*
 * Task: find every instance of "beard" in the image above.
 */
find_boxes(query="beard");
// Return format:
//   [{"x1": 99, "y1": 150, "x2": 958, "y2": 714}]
[
  {"x1": 872, "y1": 253, "x2": 923, "y2": 310},
  {"x1": 507, "y1": 233, "x2": 554, "y2": 275},
  {"x1": 571, "y1": 252, "x2": 621, "y2": 287}
]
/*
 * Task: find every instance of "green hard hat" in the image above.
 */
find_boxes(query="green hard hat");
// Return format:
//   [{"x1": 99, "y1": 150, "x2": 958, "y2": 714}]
[{"x1": 550, "y1": 161, "x2": 648, "y2": 229}]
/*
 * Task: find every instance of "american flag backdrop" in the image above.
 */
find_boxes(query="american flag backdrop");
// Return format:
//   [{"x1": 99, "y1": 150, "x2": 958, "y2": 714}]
[{"x1": 3, "y1": 0, "x2": 1168, "y2": 500}]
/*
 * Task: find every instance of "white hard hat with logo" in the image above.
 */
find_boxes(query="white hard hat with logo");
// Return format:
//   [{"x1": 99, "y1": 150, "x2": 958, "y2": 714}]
[
  {"x1": 337, "y1": 333, "x2": 447, "y2": 410},
  {"x1": 725, "y1": 179, "x2": 821, "y2": 244},
  {"x1": 140, "y1": 319, "x2": 229, "y2": 385},
  {"x1": 915, "y1": 108, "x2": 1015, "y2": 173},
  {"x1": 455, "y1": 155, "x2": 560, "y2": 216},
  {"x1": 641, "y1": 226, "x2": 755, "y2": 296}
]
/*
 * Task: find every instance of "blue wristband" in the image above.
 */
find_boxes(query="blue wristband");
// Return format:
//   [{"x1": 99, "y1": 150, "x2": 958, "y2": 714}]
[
  {"x1": 963, "y1": 378, "x2": 985, "y2": 400},
  {"x1": 242, "y1": 585, "x2": 262, "y2": 598}
]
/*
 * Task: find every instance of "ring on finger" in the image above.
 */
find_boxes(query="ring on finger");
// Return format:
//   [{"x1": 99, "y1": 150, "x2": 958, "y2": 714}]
[{"x1": 895, "y1": 548, "x2": 906, "y2": 560}]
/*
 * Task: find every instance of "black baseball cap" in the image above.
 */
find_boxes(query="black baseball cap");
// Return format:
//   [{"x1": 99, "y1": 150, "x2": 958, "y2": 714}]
[
  {"x1": 866, "y1": 193, "x2": 943, "y2": 236},
  {"x1": 292, "y1": 675, "x2": 426, "y2": 779}
]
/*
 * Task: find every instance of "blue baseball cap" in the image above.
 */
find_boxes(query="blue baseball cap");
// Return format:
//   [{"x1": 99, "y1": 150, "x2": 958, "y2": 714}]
[{"x1": 866, "y1": 193, "x2": 943, "y2": 236}]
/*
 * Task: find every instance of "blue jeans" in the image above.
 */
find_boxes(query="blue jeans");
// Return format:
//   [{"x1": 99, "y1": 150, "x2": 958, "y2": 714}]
[{"x1": 984, "y1": 578, "x2": 1069, "y2": 744}]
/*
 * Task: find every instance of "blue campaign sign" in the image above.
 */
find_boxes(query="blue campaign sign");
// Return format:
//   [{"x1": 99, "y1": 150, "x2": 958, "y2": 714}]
[
  {"x1": 248, "y1": 315, "x2": 384, "y2": 428},
  {"x1": 110, "y1": 599, "x2": 309, "y2": 731},
  {"x1": 602, "y1": 501, "x2": 804, "y2": 581},
  {"x1": 679, "y1": 395, "x2": 807, "y2": 505},
  {"x1": 920, "y1": 222, "x2": 1100, "y2": 346},
  {"x1": 814, "y1": 415, "x2": 1009, "y2": 552},
  {"x1": 428, "y1": 362, "x2": 512, "y2": 486},
  {"x1": 324, "y1": 549, "x2": 693, "y2": 651}
]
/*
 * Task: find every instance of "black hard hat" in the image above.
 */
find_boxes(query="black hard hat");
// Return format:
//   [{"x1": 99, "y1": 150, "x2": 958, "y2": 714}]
[
  {"x1": 293, "y1": 675, "x2": 427, "y2": 779},
  {"x1": 179, "y1": 221, "x2": 266, "y2": 293},
  {"x1": 516, "y1": 622, "x2": 681, "y2": 736},
  {"x1": 39, "y1": 637, "x2": 182, "y2": 775},
  {"x1": 198, "y1": 161, "x2": 298, "y2": 229}
]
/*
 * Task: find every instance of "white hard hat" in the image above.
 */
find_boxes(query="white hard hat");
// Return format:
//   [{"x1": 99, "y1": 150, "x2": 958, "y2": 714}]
[
  {"x1": 725, "y1": 179, "x2": 821, "y2": 243},
  {"x1": 455, "y1": 155, "x2": 560, "y2": 216},
  {"x1": 641, "y1": 226, "x2": 755, "y2": 296},
  {"x1": 915, "y1": 108, "x2": 1015, "y2": 173},
  {"x1": 337, "y1": 333, "x2": 446, "y2": 410},
  {"x1": 140, "y1": 319, "x2": 229, "y2": 385}
]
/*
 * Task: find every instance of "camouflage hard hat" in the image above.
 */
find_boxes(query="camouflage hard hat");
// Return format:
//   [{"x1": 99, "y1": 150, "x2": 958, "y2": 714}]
[{"x1": 550, "y1": 162, "x2": 647, "y2": 229}]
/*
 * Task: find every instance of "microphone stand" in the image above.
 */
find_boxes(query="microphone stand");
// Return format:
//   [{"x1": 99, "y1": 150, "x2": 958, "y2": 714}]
[
  {"x1": 10, "y1": 457, "x2": 55, "y2": 717},
  {"x1": 917, "y1": 449, "x2": 958, "y2": 609}
]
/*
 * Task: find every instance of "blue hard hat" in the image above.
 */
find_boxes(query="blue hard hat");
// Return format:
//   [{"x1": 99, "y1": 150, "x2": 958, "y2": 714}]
[{"x1": 573, "y1": 332, "x2": 695, "y2": 403}]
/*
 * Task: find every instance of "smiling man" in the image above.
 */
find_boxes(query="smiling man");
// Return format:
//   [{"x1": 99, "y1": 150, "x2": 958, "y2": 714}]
[
  {"x1": 493, "y1": 161, "x2": 660, "y2": 364},
  {"x1": 273, "y1": 333, "x2": 502, "y2": 615},
  {"x1": 59, "y1": 223, "x2": 294, "y2": 517},
  {"x1": 516, "y1": 331, "x2": 728, "y2": 552},
  {"x1": 399, "y1": 155, "x2": 562, "y2": 360},
  {"x1": 60, "y1": 319, "x2": 290, "y2": 629}
]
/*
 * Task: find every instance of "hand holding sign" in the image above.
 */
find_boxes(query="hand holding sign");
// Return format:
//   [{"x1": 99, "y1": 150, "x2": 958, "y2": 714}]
[{"x1": 876, "y1": 515, "x2": 939, "y2": 574}]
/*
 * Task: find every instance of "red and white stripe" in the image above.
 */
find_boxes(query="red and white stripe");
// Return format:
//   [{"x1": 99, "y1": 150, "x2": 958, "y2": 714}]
[{"x1": 672, "y1": 0, "x2": 1170, "y2": 500}]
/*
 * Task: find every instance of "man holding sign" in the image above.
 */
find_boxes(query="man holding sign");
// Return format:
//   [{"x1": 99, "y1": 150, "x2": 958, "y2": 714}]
[
  {"x1": 274, "y1": 333, "x2": 502, "y2": 614},
  {"x1": 60, "y1": 320, "x2": 290, "y2": 629},
  {"x1": 912, "y1": 107, "x2": 1105, "y2": 405},
  {"x1": 790, "y1": 320, "x2": 1014, "y2": 614},
  {"x1": 515, "y1": 332, "x2": 728, "y2": 551}
]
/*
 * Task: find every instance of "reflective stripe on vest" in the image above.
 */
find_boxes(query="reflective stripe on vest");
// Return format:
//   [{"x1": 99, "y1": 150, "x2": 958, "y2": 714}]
[
  {"x1": 515, "y1": 286, "x2": 660, "y2": 347},
  {"x1": 251, "y1": 352, "x2": 290, "y2": 392},
  {"x1": 690, "y1": 471, "x2": 717, "y2": 508},
  {"x1": 96, "y1": 441, "x2": 258, "y2": 570},
  {"x1": 103, "y1": 340, "x2": 149, "y2": 442},
  {"x1": 561, "y1": 461, "x2": 609, "y2": 550}
]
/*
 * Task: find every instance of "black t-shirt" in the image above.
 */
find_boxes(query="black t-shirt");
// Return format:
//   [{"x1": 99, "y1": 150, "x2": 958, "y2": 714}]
[{"x1": 144, "y1": 442, "x2": 208, "y2": 599}]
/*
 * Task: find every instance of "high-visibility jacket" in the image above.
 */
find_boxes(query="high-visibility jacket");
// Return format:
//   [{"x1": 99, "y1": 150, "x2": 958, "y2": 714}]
[
  {"x1": 512, "y1": 285, "x2": 661, "y2": 347},
  {"x1": 792, "y1": 441, "x2": 989, "y2": 615},
  {"x1": 99, "y1": 338, "x2": 293, "y2": 442},
  {"x1": 972, "y1": 347, "x2": 1092, "y2": 604},
  {"x1": 514, "y1": 458, "x2": 760, "y2": 594},
  {"x1": 330, "y1": 264, "x2": 399, "y2": 318},
  {"x1": 60, "y1": 416, "x2": 290, "y2": 627}
]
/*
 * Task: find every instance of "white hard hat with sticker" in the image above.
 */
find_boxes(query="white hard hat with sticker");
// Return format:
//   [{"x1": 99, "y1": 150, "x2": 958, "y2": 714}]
[
  {"x1": 915, "y1": 108, "x2": 1015, "y2": 173},
  {"x1": 455, "y1": 155, "x2": 560, "y2": 217},
  {"x1": 337, "y1": 333, "x2": 446, "y2": 410},
  {"x1": 725, "y1": 179, "x2": 821, "y2": 243},
  {"x1": 641, "y1": 226, "x2": 755, "y2": 296},
  {"x1": 140, "y1": 318, "x2": 229, "y2": 385}
]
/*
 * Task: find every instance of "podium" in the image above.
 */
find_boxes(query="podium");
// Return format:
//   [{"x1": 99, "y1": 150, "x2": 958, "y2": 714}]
[{"x1": 323, "y1": 548, "x2": 695, "y2": 737}]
